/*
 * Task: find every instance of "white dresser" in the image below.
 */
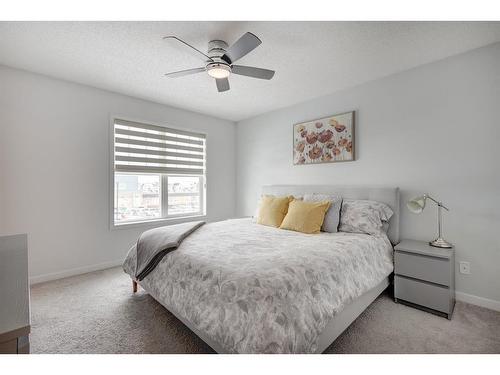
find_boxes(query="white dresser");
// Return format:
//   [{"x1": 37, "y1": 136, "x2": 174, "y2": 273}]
[{"x1": 0, "y1": 234, "x2": 30, "y2": 353}]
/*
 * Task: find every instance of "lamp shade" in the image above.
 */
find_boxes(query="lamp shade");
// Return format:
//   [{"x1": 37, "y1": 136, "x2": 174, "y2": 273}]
[{"x1": 407, "y1": 195, "x2": 427, "y2": 214}]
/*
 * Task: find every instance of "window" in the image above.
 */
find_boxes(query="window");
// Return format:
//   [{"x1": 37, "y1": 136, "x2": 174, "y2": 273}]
[
  {"x1": 114, "y1": 174, "x2": 161, "y2": 223},
  {"x1": 167, "y1": 175, "x2": 202, "y2": 215},
  {"x1": 112, "y1": 118, "x2": 206, "y2": 225}
]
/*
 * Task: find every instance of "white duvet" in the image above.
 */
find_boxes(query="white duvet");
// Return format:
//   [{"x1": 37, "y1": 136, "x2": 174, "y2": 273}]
[{"x1": 123, "y1": 218, "x2": 393, "y2": 353}]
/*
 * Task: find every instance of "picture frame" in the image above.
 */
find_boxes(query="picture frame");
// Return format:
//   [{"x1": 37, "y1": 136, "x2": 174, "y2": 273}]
[{"x1": 293, "y1": 111, "x2": 355, "y2": 165}]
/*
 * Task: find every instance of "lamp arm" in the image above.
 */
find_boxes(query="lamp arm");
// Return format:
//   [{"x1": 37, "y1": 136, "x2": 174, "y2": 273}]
[{"x1": 425, "y1": 194, "x2": 450, "y2": 211}]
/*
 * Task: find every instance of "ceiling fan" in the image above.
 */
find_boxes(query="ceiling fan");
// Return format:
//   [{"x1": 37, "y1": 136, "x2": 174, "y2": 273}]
[{"x1": 163, "y1": 32, "x2": 275, "y2": 92}]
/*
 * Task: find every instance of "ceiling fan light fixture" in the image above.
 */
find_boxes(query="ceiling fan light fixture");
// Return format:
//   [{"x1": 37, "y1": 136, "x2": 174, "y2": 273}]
[{"x1": 206, "y1": 63, "x2": 231, "y2": 79}]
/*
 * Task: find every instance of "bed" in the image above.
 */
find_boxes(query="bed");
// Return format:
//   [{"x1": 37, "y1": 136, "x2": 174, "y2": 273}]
[{"x1": 123, "y1": 185, "x2": 400, "y2": 353}]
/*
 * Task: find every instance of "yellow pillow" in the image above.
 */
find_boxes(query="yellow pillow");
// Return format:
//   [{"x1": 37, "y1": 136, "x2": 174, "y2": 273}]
[
  {"x1": 280, "y1": 199, "x2": 331, "y2": 234},
  {"x1": 257, "y1": 195, "x2": 292, "y2": 227}
]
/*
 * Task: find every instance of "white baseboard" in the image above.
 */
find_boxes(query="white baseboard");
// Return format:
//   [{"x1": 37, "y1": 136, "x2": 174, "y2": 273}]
[
  {"x1": 456, "y1": 291, "x2": 500, "y2": 312},
  {"x1": 30, "y1": 259, "x2": 123, "y2": 285}
]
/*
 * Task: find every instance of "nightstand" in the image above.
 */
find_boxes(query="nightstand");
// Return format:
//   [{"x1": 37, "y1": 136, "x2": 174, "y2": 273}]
[{"x1": 394, "y1": 239, "x2": 455, "y2": 319}]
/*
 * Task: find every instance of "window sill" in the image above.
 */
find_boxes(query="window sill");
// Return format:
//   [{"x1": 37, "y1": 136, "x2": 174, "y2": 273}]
[{"x1": 111, "y1": 214, "x2": 207, "y2": 230}]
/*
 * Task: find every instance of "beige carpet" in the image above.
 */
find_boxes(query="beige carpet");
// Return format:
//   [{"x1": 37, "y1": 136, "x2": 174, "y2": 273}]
[{"x1": 30, "y1": 266, "x2": 500, "y2": 354}]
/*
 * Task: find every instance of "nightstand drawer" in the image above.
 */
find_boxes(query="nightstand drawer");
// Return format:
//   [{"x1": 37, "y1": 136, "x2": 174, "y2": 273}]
[
  {"x1": 395, "y1": 251, "x2": 450, "y2": 286},
  {"x1": 395, "y1": 275, "x2": 450, "y2": 313}
]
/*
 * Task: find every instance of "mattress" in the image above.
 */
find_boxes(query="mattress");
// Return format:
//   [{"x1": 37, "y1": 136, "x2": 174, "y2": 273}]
[{"x1": 123, "y1": 218, "x2": 394, "y2": 353}]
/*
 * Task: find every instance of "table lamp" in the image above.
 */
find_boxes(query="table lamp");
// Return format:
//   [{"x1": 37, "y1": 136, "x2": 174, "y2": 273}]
[{"x1": 407, "y1": 194, "x2": 453, "y2": 248}]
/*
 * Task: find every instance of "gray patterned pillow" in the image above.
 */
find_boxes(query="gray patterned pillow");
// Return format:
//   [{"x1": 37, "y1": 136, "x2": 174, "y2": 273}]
[
  {"x1": 303, "y1": 193, "x2": 342, "y2": 233},
  {"x1": 339, "y1": 199, "x2": 393, "y2": 235}
]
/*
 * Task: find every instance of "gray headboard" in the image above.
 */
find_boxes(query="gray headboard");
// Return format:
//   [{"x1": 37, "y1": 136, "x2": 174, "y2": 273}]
[{"x1": 261, "y1": 185, "x2": 400, "y2": 245}]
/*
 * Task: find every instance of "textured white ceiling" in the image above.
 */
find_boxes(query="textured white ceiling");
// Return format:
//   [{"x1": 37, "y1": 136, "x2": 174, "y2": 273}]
[{"x1": 1, "y1": 21, "x2": 500, "y2": 121}]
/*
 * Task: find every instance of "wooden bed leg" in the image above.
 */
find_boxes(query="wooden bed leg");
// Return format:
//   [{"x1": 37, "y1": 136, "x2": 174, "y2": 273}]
[{"x1": 132, "y1": 280, "x2": 138, "y2": 293}]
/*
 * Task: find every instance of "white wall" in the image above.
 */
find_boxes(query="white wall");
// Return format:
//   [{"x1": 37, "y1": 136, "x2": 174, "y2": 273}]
[
  {"x1": 236, "y1": 43, "x2": 500, "y2": 306},
  {"x1": 0, "y1": 65, "x2": 236, "y2": 283}
]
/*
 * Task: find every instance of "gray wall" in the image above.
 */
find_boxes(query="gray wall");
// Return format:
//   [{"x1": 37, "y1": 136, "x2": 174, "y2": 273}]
[
  {"x1": 236, "y1": 43, "x2": 500, "y2": 304},
  {"x1": 0, "y1": 65, "x2": 236, "y2": 282}
]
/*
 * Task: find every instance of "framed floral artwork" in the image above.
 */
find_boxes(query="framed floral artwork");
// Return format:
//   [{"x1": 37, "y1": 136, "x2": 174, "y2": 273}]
[{"x1": 293, "y1": 111, "x2": 355, "y2": 165}]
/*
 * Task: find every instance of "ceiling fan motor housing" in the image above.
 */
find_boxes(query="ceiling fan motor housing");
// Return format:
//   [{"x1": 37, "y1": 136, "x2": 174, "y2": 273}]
[
  {"x1": 206, "y1": 40, "x2": 232, "y2": 78},
  {"x1": 207, "y1": 40, "x2": 229, "y2": 60}
]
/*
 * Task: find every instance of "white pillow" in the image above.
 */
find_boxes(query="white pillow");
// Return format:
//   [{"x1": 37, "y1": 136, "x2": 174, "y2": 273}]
[
  {"x1": 303, "y1": 193, "x2": 343, "y2": 233},
  {"x1": 252, "y1": 198, "x2": 262, "y2": 222}
]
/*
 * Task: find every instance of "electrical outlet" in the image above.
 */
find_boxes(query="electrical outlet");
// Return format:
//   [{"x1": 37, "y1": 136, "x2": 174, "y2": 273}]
[{"x1": 459, "y1": 261, "x2": 471, "y2": 275}]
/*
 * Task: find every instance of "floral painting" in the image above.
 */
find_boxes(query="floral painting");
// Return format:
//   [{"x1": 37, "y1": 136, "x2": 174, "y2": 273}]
[{"x1": 293, "y1": 111, "x2": 354, "y2": 165}]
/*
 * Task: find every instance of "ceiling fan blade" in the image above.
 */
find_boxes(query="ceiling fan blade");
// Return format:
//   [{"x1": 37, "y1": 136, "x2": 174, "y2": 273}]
[
  {"x1": 164, "y1": 67, "x2": 205, "y2": 78},
  {"x1": 221, "y1": 32, "x2": 261, "y2": 64},
  {"x1": 232, "y1": 65, "x2": 275, "y2": 80},
  {"x1": 216, "y1": 78, "x2": 230, "y2": 92},
  {"x1": 163, "y1": 36, "x2": 214, "y2": 62}
]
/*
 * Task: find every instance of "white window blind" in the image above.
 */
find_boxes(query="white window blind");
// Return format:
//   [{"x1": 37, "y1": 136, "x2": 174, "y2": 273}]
[{"x1": 114, "y1": 119, "x2": 206, "y2": 175}]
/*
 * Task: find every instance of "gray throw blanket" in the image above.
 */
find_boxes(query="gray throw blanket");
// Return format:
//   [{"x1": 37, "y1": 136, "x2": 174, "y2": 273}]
[{"x1": 135, "y1": 221, "x2": 205, "y2": 281}]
